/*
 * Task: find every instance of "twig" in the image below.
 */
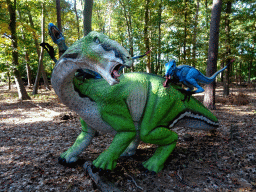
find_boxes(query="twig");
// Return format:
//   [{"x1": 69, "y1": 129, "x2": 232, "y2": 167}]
[
  {"x1": 125, "y1": 173, "x2": 143, "y2": 191},
  {"x1": 83, "y1": 161, "x2": 122, "y2": 192},
  {"x1": 175, "y1": 170, "x2": 195, "y2": 188}
]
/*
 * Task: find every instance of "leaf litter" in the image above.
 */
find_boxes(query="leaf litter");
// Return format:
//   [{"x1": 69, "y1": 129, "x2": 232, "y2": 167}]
[{"x1": 0, "y1": 84, "x2": 256, "y2": 191}]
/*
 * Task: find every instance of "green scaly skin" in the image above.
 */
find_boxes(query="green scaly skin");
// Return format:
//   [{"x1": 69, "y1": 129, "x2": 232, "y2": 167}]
[
  {"x1": 70, "y1": 72, "x2": 218, "y2": 173},
  {"x1": 52, "y1": 31, "x2": 219, "y2": 173}
]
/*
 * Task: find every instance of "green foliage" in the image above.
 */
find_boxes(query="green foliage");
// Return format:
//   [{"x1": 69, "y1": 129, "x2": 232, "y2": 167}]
[{"x1": 0, "y1": 0, "x2": 255, "y2": 83}]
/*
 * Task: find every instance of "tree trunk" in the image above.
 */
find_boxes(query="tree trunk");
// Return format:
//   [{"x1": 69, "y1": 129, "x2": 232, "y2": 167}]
[
  {"x1": 205, "y1": 0, "x2": 209, "y2": 30},
  {"x1": 183, "y1": 0, "x2": 188, "y2": 62},
  {"x1": 56, "y1": 0, "x2": 62, "y2": 32},
  {"x1": 119, "y1": 0, "x2": 134, "y2": 71},
  {"x1": 248, "y1": 59, "x2": 252, "y2": 84},
  {"x1": 144, "y1": 0, "x2": 151, "y2": 73},
  {"x1": 192, "y1": 0, "x2": 200, "y2": 67},
  {"x1": 32, "y1": 2, "x2": 45, "y2": 95},
  {"x1": 223, "y1": 1, "x2": 232, "y2": 97},
  {"x1": 18, "y1": 9, "x2": 32, "y2": 87},
  {"x1": 6, "y1": 0, "x2": 30, "y2": 100},
  {"x1": 155, "y1": 0, "x2": 162, "y2": 74},
  {"x1": 7, "y1": 71, "x2": 11, "y2": 90},
  {"x1": 27, "y1": 9, "x2": 50, "y2": 89},
  {"x1": 203, "y1": 0, "x2": 222, "y2": 109},
  {"x1": 28, "y1": 11, "x2": 40, "y2": 56},
  {"x1": 56, "y1": 0, "x2": 64, "y2": 58},
  {"x1": 25, "y1": 52, "x2": 32, "y2": 87},
  {"x1": 83, "y1": 0, "x2": 93, "y2": 36},
  {"x1": 74, "y1": 0, "x2": 80, "y2": 39}
]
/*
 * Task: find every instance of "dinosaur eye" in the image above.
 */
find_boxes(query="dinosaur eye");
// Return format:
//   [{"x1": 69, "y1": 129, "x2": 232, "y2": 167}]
[{"x1": 93, "y1": 37, "x2": 100, "y2": 44}]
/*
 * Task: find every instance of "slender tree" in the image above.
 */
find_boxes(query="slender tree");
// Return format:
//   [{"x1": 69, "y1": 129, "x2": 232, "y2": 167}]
[
  {"x1": 203, "y1": 0, "x2": 222, "y2": 109},
  {"x1": 223, "y1": 1, "x2": 232, "y2": 96},
  {"x1": 183, "y1": 0, "x2": 188, "y2": 61},
  {"x1": 18, "y1": 9, "x2": 32, "y2": 87},
  {"x1": 192, "y1": 0, "x2": 200, "y2": 67},
  {"x1": 56, "y1": 0, "x2": 64, "y2": 57},
  {"x1": 155, "y1": 0, "x2": 163, "y2": 74},
  {"x1": 27, "y1": 9, "x2": 50, "y2": 89},
  {"x1": 32, "y1": 2, "x2": 45, "y2": 95},
  {"x1": 6, "y1": 0, "x2": 30, "y2": 100},
  {"x1": 56, "y1": 0, "x2": 62, "y2": 32},
  {"x1": 74, "y1": 0, "x2": 80, "y2": 39},
  {"x1": 119, "y1": 0, "x2": 134, "y2": 71},
  {"x1": 144, "y1": 0, "x2": 151, "y2": 73},
  {"x1": 84, "y1": 0, "x2": 93, "y2": 36}
]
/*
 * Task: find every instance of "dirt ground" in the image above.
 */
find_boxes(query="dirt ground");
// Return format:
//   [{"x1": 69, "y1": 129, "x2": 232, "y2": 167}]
[{"x1": 0, "y1": 83, "x2": 256, "y2": 192}]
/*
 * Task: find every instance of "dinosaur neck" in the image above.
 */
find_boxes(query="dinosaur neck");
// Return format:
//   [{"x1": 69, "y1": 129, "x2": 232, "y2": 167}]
[{"x1": 51, "y1": 59, "x2": 102, "y2": 127}]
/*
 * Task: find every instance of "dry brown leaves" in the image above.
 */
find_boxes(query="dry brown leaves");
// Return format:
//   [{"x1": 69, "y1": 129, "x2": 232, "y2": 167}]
[{"x1": 0, "y1": 84, "x2": 256, "y2": 191}]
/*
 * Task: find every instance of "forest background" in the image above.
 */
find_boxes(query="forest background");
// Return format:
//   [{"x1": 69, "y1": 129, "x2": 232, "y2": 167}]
[
  {"x1": 0, "y1": 0, "x2": 255, "y2": 102},
  {"x1": 1, "y1": 1, "x2": 256, "y2": 191}
]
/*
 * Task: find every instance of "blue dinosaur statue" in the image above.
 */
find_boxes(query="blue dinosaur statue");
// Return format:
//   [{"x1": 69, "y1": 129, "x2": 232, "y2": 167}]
[{"x1": 163, "y1": 60, "x2": 233, "y2": 93}]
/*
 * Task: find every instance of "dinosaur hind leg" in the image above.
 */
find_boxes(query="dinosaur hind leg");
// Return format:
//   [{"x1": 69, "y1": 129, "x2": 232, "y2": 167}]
[
  {"x1": 59, "y1": 118, "x2": 95, "y2": 165},
  {"x1": 140, "y1": 127, "x2": 178, "y2": 173},
  {"x1": 185, "y1": 78, "x2": 204, "y2": 93}
]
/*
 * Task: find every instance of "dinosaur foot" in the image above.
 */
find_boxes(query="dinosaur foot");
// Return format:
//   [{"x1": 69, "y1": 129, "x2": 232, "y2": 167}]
[
  {"x1": 138, "y1": 164, "x2": 156, "y2": 175},
  {"x1": 91, "y1": 165, "x2": 112, "y2": 176},
  {"x1": 58, "y1": 157, "x2": 85, "y2": 168}
]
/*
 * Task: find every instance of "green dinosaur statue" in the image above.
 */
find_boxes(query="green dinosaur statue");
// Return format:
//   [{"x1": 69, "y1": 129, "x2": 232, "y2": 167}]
[{"x1": 51, "y1": 31, "x2": 219, "y2": 174}]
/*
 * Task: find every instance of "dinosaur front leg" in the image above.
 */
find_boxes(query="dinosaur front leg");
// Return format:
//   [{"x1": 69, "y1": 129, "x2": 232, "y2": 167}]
[
  {"x1": 59, "y1": 118, "x2": 95, "y2": 165},
  {"x1": 92, "y1": 109, "x2": 136, "y2": 171},
  {"x1": 93, "y1": 131, "x2": 136, "y2": 170},
  {"x1": 121, "y1": 130, "x2": 140, "y2": 157}
]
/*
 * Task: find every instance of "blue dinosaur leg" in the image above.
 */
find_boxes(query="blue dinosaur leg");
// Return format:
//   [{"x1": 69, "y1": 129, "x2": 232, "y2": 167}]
[{"x1": 185, "y1": 78, "x2": 204, "y2": 93}]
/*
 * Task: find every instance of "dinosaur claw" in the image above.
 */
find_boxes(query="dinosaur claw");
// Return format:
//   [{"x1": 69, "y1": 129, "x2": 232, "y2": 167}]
[
  {"x1": 58, "y1": 157, "x2": 79, "y2": 168},
  {"x1": 138, "y1": 164, "x2": 156, "y2": 175},
  {"x1": 151, "y1": 171, "x2": 156, "y2": 175},
  {"x1": 99, "y1": 168, "x2": 104, "y2": 176},
  {"x1": 91, "y1": 165, "x2": 98, "y2": 173},
  {"x1": 58, "y1": 157, "x2": 66, "y2": 165}
]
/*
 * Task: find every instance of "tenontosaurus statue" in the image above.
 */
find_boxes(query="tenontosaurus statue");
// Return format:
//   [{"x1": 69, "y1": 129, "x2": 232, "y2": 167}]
[{"x1": 51, "y1": 31, "x2": 219, "y2": 174}]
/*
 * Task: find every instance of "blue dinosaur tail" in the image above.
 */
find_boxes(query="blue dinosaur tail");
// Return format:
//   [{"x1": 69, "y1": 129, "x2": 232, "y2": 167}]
[
  {"x1": 198, "y1": 64, "x2": 229, "y2": 84},
  {"x1": 198, "y1": 59, "x2": 234, "y2": 84}
]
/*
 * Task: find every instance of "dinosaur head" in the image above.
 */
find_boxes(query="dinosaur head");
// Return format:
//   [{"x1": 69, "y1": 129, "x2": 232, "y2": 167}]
[
  {"x1": 163, "y1": 60, "x2": 176, "y2": 87},
  {"x1": 165, "y1": 60, "x2": 176, "y2": 77},
  {"x1": 58, "y1": 31, "x2": 133, "y2": 85}
]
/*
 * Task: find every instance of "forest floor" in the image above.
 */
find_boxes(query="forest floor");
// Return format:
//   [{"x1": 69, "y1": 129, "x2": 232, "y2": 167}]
[{"x1": 0, "y1": 83, "x2": 256, "y2": 192}]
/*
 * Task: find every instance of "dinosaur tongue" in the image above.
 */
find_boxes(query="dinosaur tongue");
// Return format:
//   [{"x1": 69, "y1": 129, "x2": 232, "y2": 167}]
[
  {"x1": 112, "y1": 70, "x2": 120, "y2": 79},
  {"x1": 163, "y1": 76, "x2": 169, "y2": 87}
]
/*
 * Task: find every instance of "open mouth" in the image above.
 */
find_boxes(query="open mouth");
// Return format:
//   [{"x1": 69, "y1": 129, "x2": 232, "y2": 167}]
[
  {"x1": 51, "y1": 27, "x2": 61, "y2": 39},
  {"x1": 111, "y1": 64, "x2": 124, "y2": 81}
]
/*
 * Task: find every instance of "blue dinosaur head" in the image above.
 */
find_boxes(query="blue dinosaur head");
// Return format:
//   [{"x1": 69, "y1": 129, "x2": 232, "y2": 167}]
[
  {"x1": 48, "y1": 23, "x2": 68, "y2": 52},
  {"x1": 165, "y1": 60, "x2": 176, "y2": 77}
]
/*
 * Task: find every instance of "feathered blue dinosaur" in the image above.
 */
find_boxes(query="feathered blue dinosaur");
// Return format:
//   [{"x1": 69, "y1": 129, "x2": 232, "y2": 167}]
[{"x1": 163, "y1": 60, "x2": 233, "y2": 93}]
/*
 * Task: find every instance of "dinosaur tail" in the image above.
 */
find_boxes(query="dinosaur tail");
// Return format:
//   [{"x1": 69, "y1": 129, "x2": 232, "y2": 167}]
[
  {"x1": 198, "y1": 59, "x2": 234, "y2": 84},
  {"x1": 197, "y1": 65, "x2": 227, "y2": 84},
  {"x1": 169, "y1": 96, "x2": 219, "y2": 130}
]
